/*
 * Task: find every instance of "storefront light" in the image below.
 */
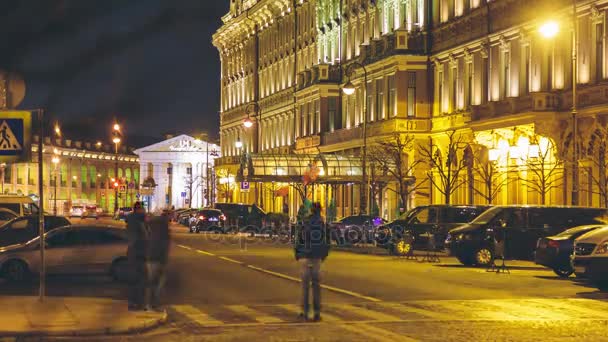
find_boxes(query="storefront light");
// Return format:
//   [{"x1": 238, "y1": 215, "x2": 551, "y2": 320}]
[
  {"x1": 509, "y1": 145, "x2": 521, "y2": 159},
  {"x1": 488, "y1": 148, "x2": 500, "y2": 162},
  {"x1": 528, "y1": 144, "x2": 540, "y2": 158}
]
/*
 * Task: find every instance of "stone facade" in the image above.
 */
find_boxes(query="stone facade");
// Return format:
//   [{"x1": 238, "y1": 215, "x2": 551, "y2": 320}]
[{"x1": 214, "y1": 0, "x2": 608, "y2": 220}]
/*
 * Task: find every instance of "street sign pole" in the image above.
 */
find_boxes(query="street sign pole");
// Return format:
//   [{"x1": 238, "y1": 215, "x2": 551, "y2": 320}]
[{"x1": 37, "y1": 109, "x2": 45, "y2": 302}]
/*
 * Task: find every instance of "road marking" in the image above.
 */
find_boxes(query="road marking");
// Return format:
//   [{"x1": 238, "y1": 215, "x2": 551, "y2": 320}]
[
  {"x1": 527, "y1": 298, "x2": 608, "y2": 318},
  {"x1": 196, "y1": 249, "x2": 216, "y2": 256},
  {"x1": 176, "y1": 244, "x2": 193, "y2": 250},
  {"x1": 377, "y1": 302, "x2": 454, "y2": 320},
  {"x1": 246, "y1": 265, "x2": 302, "y2": 282},
  {"x1": 172, "y1": 305, "x2": 224, "y2": 327},
  {"x1": 331, "y1": 303, "x2": 402, "y2": 321},
  {"x1": 433, "y1": 300, "x2": 522, "y2": 321},
  {"x1": 278, "y1": 304, "x2": 341, "y2": 322},
  {"x1": 219, "y1": 256, "x2": 244, "y2": 264},
  {"x1": 226, "y1": 305, "x2": 284, "y2": 324},
  {"x1": 476, "y1": 299, "x2": 572, "y2": 320}
]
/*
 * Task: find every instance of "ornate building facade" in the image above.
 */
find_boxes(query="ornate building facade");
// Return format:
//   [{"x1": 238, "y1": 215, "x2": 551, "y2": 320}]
[{"x1": 214, "y1": 0, "x2": 608, "y2": 220}]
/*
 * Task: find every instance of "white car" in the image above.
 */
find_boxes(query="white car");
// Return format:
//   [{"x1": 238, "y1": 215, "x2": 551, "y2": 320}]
[
  {"x1": 0, "y1": 225, "x2": 129, "y2": 282},
  {"x1": 572, "y1": 226, "x2": 608, "y2": 289}
]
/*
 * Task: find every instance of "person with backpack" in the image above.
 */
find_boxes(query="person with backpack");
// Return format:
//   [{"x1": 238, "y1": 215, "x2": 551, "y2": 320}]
[{"x1": 294, "y1": 202, "x2": 330, "y2": 322}]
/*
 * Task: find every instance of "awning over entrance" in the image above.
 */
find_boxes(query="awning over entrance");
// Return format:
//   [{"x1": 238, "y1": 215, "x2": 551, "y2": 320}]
[{"x1": 237, "y1": 153, "x2": 396, "y2": 184}]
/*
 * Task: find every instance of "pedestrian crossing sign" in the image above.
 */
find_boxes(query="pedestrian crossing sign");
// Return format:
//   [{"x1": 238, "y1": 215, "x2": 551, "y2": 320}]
[{"x1": 0, "y1": 111, "x2": 31, "y2": 162}]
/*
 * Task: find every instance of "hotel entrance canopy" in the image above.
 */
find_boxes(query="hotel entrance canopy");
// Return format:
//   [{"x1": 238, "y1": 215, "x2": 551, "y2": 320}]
[{"x1": 237, "y1": 153, "x2": 398, "y2": 184}]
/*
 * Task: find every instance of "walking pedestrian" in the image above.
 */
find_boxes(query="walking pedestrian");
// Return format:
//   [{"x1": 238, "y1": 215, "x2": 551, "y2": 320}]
[
  {"x1": 126, "y1": 201, "x2": 148, "y2": 311},
  {"x1": 146, "y1": 213, "x2": 171, "y2": 310},
  {"x1": 294, "y1": 202, "x2": 330, "y2": 322}
]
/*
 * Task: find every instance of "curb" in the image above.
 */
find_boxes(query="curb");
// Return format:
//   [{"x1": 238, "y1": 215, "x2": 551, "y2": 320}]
[{"x1": 0, "y1": 310, "x2": 167, "y2": 339}]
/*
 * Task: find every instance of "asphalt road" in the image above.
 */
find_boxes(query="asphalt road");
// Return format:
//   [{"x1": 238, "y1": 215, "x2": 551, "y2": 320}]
[{"x1": 4, "y1": 220, "x2": 608, "y2": 341}]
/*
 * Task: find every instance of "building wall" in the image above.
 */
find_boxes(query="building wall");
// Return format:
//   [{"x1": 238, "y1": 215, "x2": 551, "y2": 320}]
[
  {"x1": 215, "y1": 0, "x2": 608, "y2": 221},
  {"x1": 1, "y1": 137, "x2": 139, "y2": 215}
]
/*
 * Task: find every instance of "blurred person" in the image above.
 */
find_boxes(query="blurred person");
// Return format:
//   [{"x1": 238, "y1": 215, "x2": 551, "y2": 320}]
[
  {"x1": 294, "y1": 202, "x2": 330, "y2": 322},
  {"x1": 146, "y1": 213, "x2": 171, "y2": 310},
  {"x1": 126, "y1": 201, "x2": 148, "y2": 311}
]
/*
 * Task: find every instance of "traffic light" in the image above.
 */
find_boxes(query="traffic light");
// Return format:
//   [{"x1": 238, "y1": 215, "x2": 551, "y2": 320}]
[{"x1": 114, "y1": 181, "x2": 119, "y2": 188}]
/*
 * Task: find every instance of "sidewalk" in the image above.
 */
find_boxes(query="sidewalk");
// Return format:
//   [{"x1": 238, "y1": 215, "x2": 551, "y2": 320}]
[{"x1": 0, "y1": 296, "x2": 167, "y2": 338}]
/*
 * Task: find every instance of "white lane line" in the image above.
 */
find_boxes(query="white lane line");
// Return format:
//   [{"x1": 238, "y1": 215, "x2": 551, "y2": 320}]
[
  {"x1": 278, "y1": 304, "x2": 341, "y2": 322},
  {"x1": 196, "y1": 249, "x2": 216, "y2": 256},
  {"x1": 179, "y1": 244, "x2": 382, "y2": 302},
  {"x1": 172, "y1": 305, "x2": 224, "y2": 327},
  {"x1": 177, "y1": 244, "x2": 193, "y2": 250},
  {"x1": 219, "y1": 256, "x2": 244, "y2": 264},
  {"x1": 226, "y1": 305, "x2": 284, "y2": 324},
  {"x1": 331, "y1": 303, "x2": 402, "y2": 321}
]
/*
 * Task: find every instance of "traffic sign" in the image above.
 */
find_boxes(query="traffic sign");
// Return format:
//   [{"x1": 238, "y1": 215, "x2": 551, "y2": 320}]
[
  {"x1": 241, "y1": 181, "x2": 250, "y2": 191},
  {"x1": 0, "y1": 111, "x2": 32, "y2": 162},
  {"x1": 181, "y1": 191, "x2": 187, "y2": 198}
]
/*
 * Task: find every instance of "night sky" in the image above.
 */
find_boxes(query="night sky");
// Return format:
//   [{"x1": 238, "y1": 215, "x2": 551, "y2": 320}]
[{"x1": 0, "y1": 0, "x2": 228, "y2": 148}]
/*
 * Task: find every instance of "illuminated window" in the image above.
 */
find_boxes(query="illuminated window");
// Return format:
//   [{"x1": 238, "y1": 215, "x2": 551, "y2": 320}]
[
  {"x1": 503, "y1": 51, "x2": 510, "y2": 99},
  {"x1": 376, "y1": 79, "x2": 385, "y2": 120},
  {"x1": 597, "y1": 22, "x2": 604, "y2": 82},
  {"x1": 388, "y1": 75, "x2": 397, "y2": 117},
  {"x1": 407, "y1": 72, "x2": 417, "y2": 117}
]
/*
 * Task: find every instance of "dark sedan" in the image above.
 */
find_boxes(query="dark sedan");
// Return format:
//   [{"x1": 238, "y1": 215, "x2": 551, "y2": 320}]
[
  {"x1": 190, "y1": 209, "x2": 226, "y2": 234},
  {"x1": 0, "y1": 215, "x2": 71, "y2": 247},
  {"x1": 330, "y1": 215, "x2": 386, "y2": 245},
  {"x1": 535, "y1": 225, "x2": 606, "y2": 277}
]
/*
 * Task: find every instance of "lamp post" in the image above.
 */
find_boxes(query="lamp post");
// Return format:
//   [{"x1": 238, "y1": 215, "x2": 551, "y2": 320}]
[
  {"x1": 243, "y1": 103, "x2": 260, "y2": 153},
  {"x1": 539, "y1": 9, "x2": 578, "y2": 205},
  {"x1": 112, "y1": 123, "x2": 122, "y2": 213},
  {"x1": 342, "y1": 62, "x2": 369, "y2": 214}
]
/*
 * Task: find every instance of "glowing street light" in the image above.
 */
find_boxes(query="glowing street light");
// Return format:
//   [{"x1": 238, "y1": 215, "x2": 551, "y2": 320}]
[
  {"x1": 235, "y1": 137, "x2": 243, "y2": 149},
  {"x1": 342, "y1": 80, "x2": 356, "y2": 96},
  {"x1": 539, "y1": 20, "x2": 559, "y2": 39},
  {"x1": 243, "y1": 117, "x2": 253, "y2": 128}
]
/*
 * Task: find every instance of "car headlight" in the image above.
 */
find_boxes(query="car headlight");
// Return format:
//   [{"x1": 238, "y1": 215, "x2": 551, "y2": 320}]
[{"x1": 594, "y1": 241, "x2": 608, "y2": 255}]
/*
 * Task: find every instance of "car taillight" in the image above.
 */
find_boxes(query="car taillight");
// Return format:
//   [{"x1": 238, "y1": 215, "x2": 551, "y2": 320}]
[
  {"x1": 220, "y1": 214, "x2": 226, "y2": 221},
  {"x1": 548, "y1": 240, "x2": 560, "y2": 248},
  {"x1": 199, "y1": 215, "x2": 205, "y2": 220}
]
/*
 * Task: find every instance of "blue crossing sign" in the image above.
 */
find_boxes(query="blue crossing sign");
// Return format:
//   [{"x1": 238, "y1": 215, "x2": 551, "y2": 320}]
[{"x1": 0, "y1": 111, "x2": 32, "y2": 162}]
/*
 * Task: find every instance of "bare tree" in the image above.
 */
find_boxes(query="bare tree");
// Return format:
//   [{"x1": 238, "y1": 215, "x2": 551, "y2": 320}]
[
  {"x1": 471, "y1": 146, "x2": 513, "y2": 204},
  {"x1": 582, "y1": 128, "x2": 608, "y2": 207},
  {"x1": 418, "y1": 131, "x2": 468, "y2": 205},
  {"x1": 184, "y1": 174, "x2": 203, "y2": 208},
  {"x1": 369, "y1": 133, "x2": 425, "y2": 211},
  {"x1": 520, "y1": 138, "x2": 563, "y2": 205}
]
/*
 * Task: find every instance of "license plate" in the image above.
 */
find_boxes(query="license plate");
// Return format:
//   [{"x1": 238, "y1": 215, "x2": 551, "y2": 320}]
[
  {"x1": 209, "y1": 218, "x2": 218, "y2": 221},
  {"x1": 574, "y1": 266, "x2": 586, "y2": 274},
  {"x1": 538, "y1": 241, "x2": 547, "y2": 248}
]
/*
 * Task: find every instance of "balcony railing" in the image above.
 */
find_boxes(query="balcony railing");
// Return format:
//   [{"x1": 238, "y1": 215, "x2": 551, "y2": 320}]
[
  {"x1": 322, "y1": 127, "x2": 362, "y2": 146},
  {"x1": 215, "y1": 155, "x2": 241, "y2": 167}
]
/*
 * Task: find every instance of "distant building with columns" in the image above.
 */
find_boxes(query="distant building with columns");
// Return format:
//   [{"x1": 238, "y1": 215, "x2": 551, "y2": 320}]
[{"x1": 134, "y1": 135, "x2": 220, "y2": 212}]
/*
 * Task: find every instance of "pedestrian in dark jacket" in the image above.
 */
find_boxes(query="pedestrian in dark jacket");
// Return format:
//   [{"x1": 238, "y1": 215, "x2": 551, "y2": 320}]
[
  {"x1": 145, "y1": 214, "x2": 170, "y2": 310},
  {"x1": 294, "y1": 202, "x2": 330, "y2": 322},
  {"x1": 126, "y1": 201, "x2": 148, "y2": 310}
]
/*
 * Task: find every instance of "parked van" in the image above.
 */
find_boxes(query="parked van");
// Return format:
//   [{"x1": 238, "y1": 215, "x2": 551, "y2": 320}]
[
  {"x1": 572, "y1": 226, "x2": 608, "y2": 288},
  {"x1": 374, "y1": 205, "x2": 491, "y2": 255},
  {"x1": 446, "y1": 206, "x2": 607, "y2": 266},
  {"x1": 0, "y1": 195, "x2": 40, "y2": 217}
]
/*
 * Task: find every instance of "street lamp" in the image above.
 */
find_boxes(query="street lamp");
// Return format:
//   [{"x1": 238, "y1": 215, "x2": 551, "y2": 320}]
[
  {"x1": 243, "y1": 103, "x2": 260, "y2": 153},
  {"x1": 235, "y1": 136, "x2": 243, "y2": 149},
  {"x1": 539, "y1": 12, "x2": 578, "y2": 205},
  {"x1": 111, "y1": 123, "x2": 122, "y2": 213},
  {"x1": 342, "y1": 62, "x2": 369, "y2": 214}
]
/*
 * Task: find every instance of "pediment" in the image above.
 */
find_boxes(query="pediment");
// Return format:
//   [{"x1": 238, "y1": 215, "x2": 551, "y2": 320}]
[{"x1": 134, "y1": 134, "x2": 206, "y2": 154}]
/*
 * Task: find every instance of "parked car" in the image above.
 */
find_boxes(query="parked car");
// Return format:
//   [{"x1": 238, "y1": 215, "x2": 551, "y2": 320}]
[
  {"x1": 177, "y1": 209, "x2": 200, "y2": 226},
  {"x1": 0, "y1": 215, "x2": 71, "y2": 247},
  {"x1": 535, "y1": 225, "x2": 606, "y2": 277},
  {"x1": 0, "y1": 225, "x2": 129, "y2": 282},
  {"x1": 0, "y1": 208, "x2": 18, "y2": 225},
  {"x1": 375, "y1": 205, "x2": 490, "y2": 256},
  {"x1": 190, "y1": 209, "x2": 226, "y2": 234},
  {"x1": 114, "y1": 207, "x2": 133, "y2": 221},
  {"x1": 70, "y1": 205, "x2": 98, "y2": 219},
  {"x1": 446, "y1": 206, "x2": 607, "y2": 266},
  {"x1": 214, "y1": 203, "x2": 267, "y2": 234},
  {"x1": 330, "y1": 215, "x2": 386, "y2": 245},
  {"x1": 572, "y1": 226, "x2": 608, "y2": 287},
  {"x1": 0, "y1": 195, "x2": 40, "y2": 216}
]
